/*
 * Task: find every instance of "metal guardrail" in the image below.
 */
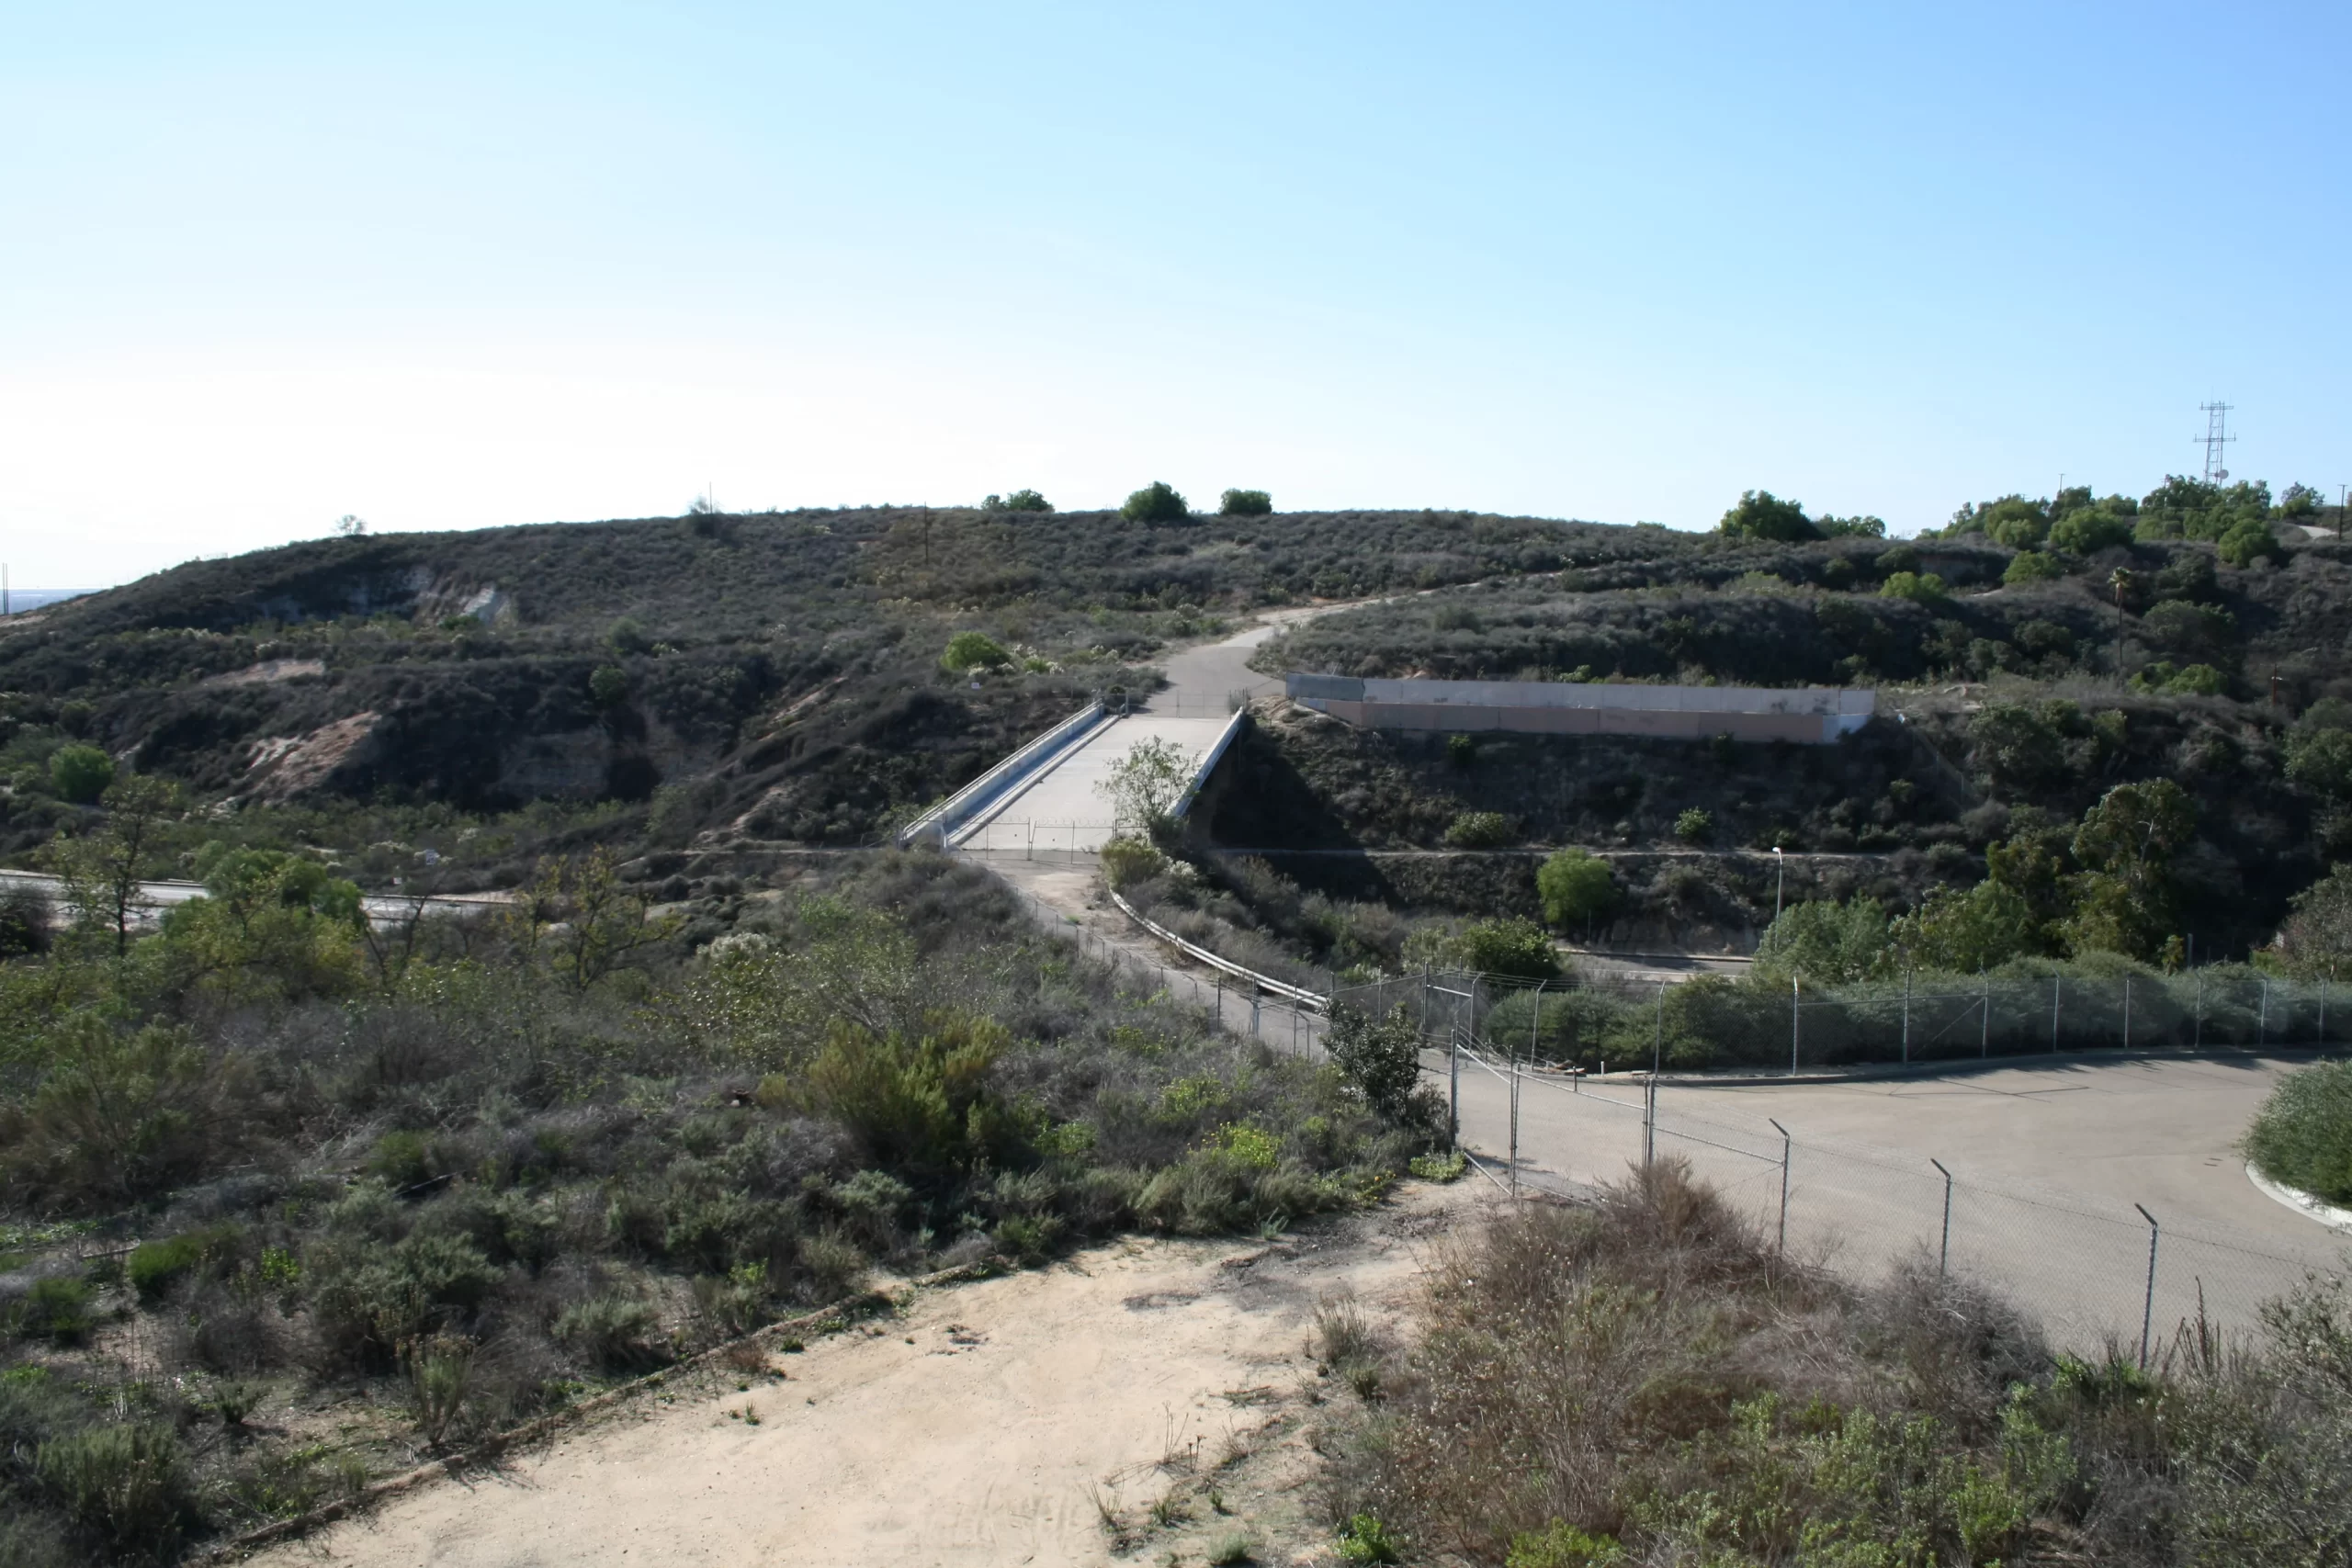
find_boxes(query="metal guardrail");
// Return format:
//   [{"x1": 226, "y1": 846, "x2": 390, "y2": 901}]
[
  {"x1": 893, "y1": 700, "x2": 1108, "y2": 849},
  {"x1": 1104, "y1": 886, "x2": 1329, "y2": 1011}
]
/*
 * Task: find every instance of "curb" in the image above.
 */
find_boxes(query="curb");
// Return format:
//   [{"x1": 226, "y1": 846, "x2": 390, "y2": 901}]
[
  {"x1": 196, "y1": 1260, "x2": 1001, "y2": 1562},
  {"x1": 2245, "y1": 1162, "x2": 2352, "y2": 1236},
  {"x1": 1610, "y1": 1044, "x2": 2333, "y2": 1090}
]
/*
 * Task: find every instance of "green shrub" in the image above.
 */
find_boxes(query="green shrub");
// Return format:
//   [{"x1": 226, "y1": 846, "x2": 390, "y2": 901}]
[
  {"x1": 1673, "y1": 807, "x2": 1713, "y2": 843},
  {"x1": 553, "y1": 1293, "x2": 665, "y2": 1371},
  {"x1": 1099, "y1": 834, "x2": 1167, "y2": 889},
  {"x1": 1120, "y1": 481, "x2": 1189, "y2": 523},
  {"x1": 1408, "y1": 1151, "x2": 1465, "y2": 1182},
  {"x1": 1535, "y1": 848, "x2": 1615, "y2": 928},
  {"x1": 607, "y1": 615, "x2": 652, "y2": 655},
  {"x1": 588, "y1": 665, "x2": 629, "y2": 706},
  {"x1": 1507, "y1": 1521, "x2": 1624, "y2": 1567},
  {"x1": 2219, "y1": 519, "x2": 2286, "y2": 568},
  {"x1": 1458, "y1": 917, "x2": 1560, "y2": 981},
  {"x1": 1446, "y1": 733, "x2": 1477, "y2": 769},
  {"x1": 941, "y1": 631, "x2": 1012, "y2": 671},
  {"x1": 36, "y1": 1423, "x2": 189, "y2": 1553},
  {"x1": 1442, "y1": 811, "x2": 1513, "y2": 848},
  {"x1": 1715, "y1": 491, "x2": 1816, "y2": 542},
  {"x1": 2244, "y1": 1058, "x2": 2352, "y2": 1203},
  {"x1": 7, "y1": 1277, "x2": 96, "y2": 1343},
  {"x1": 1219, "y1": 489, "x2": 1272, "y2": 517},
  {"x1": 2048, "y1": 506, "x2": 2134, "y2": 553},
  {"x1": 127, "y1": 1224, "x2": 239, "y2": 1303},
  {"x1": 801, "y1": 1012, "x2": 1013, "y2": 1169},
  {"x1": 1337, "y1": 1513, "x2": 1401, "y2": 1564},
  {"x1": 48, "y1": 744, "x2": 114, "y2": 804},
  {"x1": 2002, "y1": 549, "x2": 2066, "y2": 585},
  {"x1": 980, "y1": 489, "x2": 1053, "y2": 513},
  {"x1": 1878, "y1": 570, "x2": 1948, "y2": 604}
]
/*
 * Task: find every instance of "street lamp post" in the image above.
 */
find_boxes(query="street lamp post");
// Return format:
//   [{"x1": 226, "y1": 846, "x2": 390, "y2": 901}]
[{"x1": 1772, "y1": 845, "x2": 1785, "y2": 924}]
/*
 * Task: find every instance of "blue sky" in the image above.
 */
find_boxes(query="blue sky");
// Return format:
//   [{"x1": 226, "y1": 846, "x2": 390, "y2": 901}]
[{"x1": 4, "y1": 2, "x2": 2346, "y2": 587}]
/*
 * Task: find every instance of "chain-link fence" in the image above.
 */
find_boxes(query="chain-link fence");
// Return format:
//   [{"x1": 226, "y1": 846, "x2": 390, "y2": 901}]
[{"x1": 971, "y1": 863, "x2": 2345, "y2": 1358}]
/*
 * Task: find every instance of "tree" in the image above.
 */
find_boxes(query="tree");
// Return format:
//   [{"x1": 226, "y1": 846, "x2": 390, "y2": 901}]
[
  {"x1": 1120, "y1": 481, "x2": 1189, "y2": 523},
  {"x1": 1324, "y1": 1004, "x2": 1424, "y2": 1121},
  {"x1": 49, "y1": 744, "x2": 114, "y2": 805},
  {"x1": 1878, "y1": 570, "x2": 1948, "y2": 604},
  {"x1": 2217, "y1": 519, "x2": 2285, "y2": 569},
  {"x1": 1218, "y1": 489, "x2": 1272, "y2": 517},
  {"x1": 2279, "y1": 482, "x2": 2323, "y2": 519},
  {"x1": 2287, "y1": 727, "x2": 2352, "y2": 802},
  {"x1": 1889, "y1": 881, "x2": 2035, "y2": 973},
  {"x1": 159, "y1": 841, "x2": 367, "y2": 998},
  {"x1": 2046, "y1": 507, "x2": 2133, "y2": 555},
  {"x1": 511, "y1": 848, "x2": 678, "y2": 990},
  {"x1": 1455, "y1": 918, "x2": 1559, "y2": 981},
  {"x1": 1815, "y1": 513, "x2": 1886, "y2": 538},
  {"x1": 1674, "y1": 807, "x2": 1713, "y2": 843},
  {"x1": 43, "y1": 775, "x2": 181, "y2": 955},
  {"x1": 980, "y1": 490, "x2": 1053, "y2": 513},
  {"x1": 1536, "y1": 848, "x2": 1616, "y2": 929},
  {"x1": 334, "y1": 513, "x2": 368, "y2": 537},
  {"x1": 608, "y1": 616, "x2": 652, "y2": 656},
  {"x1": 2063, "y1": 779, "x2": 2194, "y2": 959},
  {"x1": 1096, "y1": 737, "x2": 1196, "y2": 830},
  {"x1": 588, "y1": 665, "x2": 629, "y2": 707},
  {"x1": 1716, "y1": 490, "x2": 1817, "y2": 542},
  {"x1": 941, "y1": 632, "x2": 1012, "y2": 672},
  {"x1": 2003, "y1": 551, "x2": 2066, "y2": 586},
  {"x1": 1754, "y1": 897, "x2": 1890, "y2": 984},
  {"x1": 2277, "y1": 865, "x2": 2352, "y2": 981}
]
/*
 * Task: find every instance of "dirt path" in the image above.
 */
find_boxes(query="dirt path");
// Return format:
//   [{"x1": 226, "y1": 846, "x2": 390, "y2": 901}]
[{"x1": 254, "y1": 1184, "x2": 1479, "y2": 1568}]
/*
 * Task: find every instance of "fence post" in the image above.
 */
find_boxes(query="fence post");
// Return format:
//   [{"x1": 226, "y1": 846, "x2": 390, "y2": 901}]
[
  {"x1": 1980, "y1": 971, "x2": 1991, "y2": 1058},
  {"x1": 2122, "y1": 974, "x2": 2132, "y2": 1051},
  {"x1": 1769, "y1": 1117, "x2": 1791, "y2": 1252},
  {"x1": 1790, "y1": 976, "x2": 1801, "y2": 1077},
  {"x1": 1509, "y1": 1037, "x2": 1521, "y2": 1200},
  {"x1": 2258, "y1": 978, "x2": 2268, "y2": 1048},
  {"x1": 1643, "y1": 1070, "x2": 1656, "y2": 1170},
  {"x1": 1251, "y1": 990, "x2": 1261, "y2": 1040},
  {"x1": 2194, "y1": 969, "x2": 2203, "y2": 1049},
  {"x1": 1449, "y1": 1025, "x2": 1461, "y2": 1152},
  {"x1": 2052, "y1": 974, "x2": 2063, "y2": 1053},
  {"x1": 2134, "y1": 1202, "x2": 2160, "y2": 1371},
  {"x1": 1652, "y1": 981, "x2": 1664, "y2": 1077},
  {"x1": 1929, "y1": 1157, "x2": 1953, "y2": 1276},
  {"x1": 1902, "y1": 967, "x2": 1912, "y2": 1065}
]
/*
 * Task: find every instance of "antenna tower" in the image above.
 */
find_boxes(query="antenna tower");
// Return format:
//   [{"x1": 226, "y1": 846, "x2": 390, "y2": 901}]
[{"x1": 2197, "y1": 401, "x2": 2235, "y2": 483}]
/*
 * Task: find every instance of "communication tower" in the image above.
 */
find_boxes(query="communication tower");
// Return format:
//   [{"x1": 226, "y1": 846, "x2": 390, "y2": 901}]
[{"x1": 2198, "y1": 401, "x2": 2235, "y2": 483}]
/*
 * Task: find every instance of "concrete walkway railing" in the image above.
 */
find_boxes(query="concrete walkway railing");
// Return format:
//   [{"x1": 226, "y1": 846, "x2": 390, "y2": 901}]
[
  {"x1": 895, "y1": 700, "x2": 1109, "y2": 849},
  {"x1": 1168, "y1": 705, "x2": 1250, "y2": 822}
]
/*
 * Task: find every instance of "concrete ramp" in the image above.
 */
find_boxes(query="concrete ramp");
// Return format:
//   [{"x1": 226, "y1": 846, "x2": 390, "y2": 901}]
[{"x1": 952, "y1": 712, "x2": 1232, "y2": 852}]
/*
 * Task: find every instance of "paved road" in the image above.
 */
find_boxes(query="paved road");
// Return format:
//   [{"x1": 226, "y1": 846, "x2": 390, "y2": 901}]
[
  {"x1": 958, "y1": 611, "x2": 2350, "y2": 1348},
  {"x1": 0, "y1": 869, "x2": 510, "y2": 930},
  {"x1": 952, "y1": 606, "x2": 1329, "y2": 855}
]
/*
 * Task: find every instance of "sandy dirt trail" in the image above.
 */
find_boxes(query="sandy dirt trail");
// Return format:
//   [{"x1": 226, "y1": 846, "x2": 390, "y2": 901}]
[{"x1": 255, "y1": 1185, "x2": 1477, "y2": 1568}]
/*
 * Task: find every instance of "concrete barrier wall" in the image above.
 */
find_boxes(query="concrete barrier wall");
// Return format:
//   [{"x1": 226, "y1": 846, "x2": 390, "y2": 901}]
[
  {"x1": 1288, "y1": 675, "x2": 1873, "y2": 744},
  {"x1": 895, "y1": 700, "x2": 1108, "y2": 847}
]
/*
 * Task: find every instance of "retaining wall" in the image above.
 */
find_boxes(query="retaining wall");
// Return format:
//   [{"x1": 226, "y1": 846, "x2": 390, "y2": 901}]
[{"x1": 1286, "y1": 674, "x2": 1873, "y2": 744}]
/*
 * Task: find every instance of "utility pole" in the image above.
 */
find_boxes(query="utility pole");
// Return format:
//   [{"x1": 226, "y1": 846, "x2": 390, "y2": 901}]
[
  {"x1": 2198, "y1": 401, "x2": 2235, "y2": 484},
  {"x1": 1772, "y1": 846, "x2": 1785, "y2": 924}
]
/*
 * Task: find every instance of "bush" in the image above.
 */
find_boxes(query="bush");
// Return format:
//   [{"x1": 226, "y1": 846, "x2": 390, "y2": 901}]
[
  {"x1": 980, "y1": 489, "x2": 1053, "y2": 513},
  {"x1": 1457, "y1": 917, "x2": 1560, "y2": 981},
  {"x1": 36, "y1": 1424, "x2": 190, "y2": 1554},
  {"x1": 1219, "y1": 489, "x2": 1272, "y2": 517},
  {"x1": 127, "y1": 1224, "x2": 238, "y2": 1303},
  {"x1": 2244, "y1": 1058, "x2": 2352, "y2": 1203},
  {"x1": 1878, "y1": 570, "x2": 1948, "y2": 604},
  {"x1": 1673, "y1": 807, "x2": 1713, "y2": 843},
  {"x1": 1535, "y1": 848, "x2": 1615, "y2": 928},
  {"x1": 1120, "y1": 481, "x2": 1189, "y2": 523},
  {"x1": 588, "y1": 665, "x2": 629, "y2": 707},
  {"x1": 1716, "y1": 491, "x2": 1816, "y2": 542},
  {"x1": 2219, "y1": 519, "x2": 2286, "y2": 568},
  {"x1": 554, "y1": 1293, "x2": 666, "y2": 1371},
  {"x1": 941, "y1": 631, "x2": 1012, "y2": 672},
  {"x1": 7, "y1": 1277, "x2": 96, "y2": 1343},
  {"x1": 1442, "y1": 811, "x2": 1513, "y2": 848},
  {"x1": 1325, "y1": 1006, "x2": 1423, "y2": 1121},
  {"x1": 48, "y1": 744, "x2": 113, "y2": 804},
  {"x1": 2002, "y1": 550, "x2": 2066, "y2": 585},
  {"x1": 1099, "y1": 835, "x2": 1168, "y2": 890}
]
